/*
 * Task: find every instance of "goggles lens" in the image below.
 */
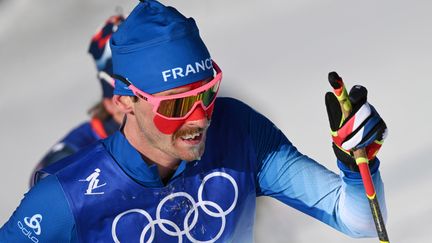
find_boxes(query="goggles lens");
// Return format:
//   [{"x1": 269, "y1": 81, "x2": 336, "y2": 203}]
[{"x1": 157, "y1": 79, "x2": 220, "y2": 118}]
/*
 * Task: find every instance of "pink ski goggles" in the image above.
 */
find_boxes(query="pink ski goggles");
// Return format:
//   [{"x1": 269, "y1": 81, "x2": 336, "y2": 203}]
[{"x1": 112, "y1": 61, "x2": 222, "y2": 120}]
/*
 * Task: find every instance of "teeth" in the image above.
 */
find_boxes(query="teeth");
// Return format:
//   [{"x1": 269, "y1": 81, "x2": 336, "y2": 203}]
[{"x1": 181, "y1": 132, "x2": 201, "y2": 140}]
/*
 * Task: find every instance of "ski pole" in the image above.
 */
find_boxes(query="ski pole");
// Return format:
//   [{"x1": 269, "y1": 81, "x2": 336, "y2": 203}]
[{"x1": 328, "y1": 72, "x2": 389, "y2": 243}]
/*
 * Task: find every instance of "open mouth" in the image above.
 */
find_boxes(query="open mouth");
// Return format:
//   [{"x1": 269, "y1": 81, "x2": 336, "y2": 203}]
[{"x1": 179, "y1": 132, "x2": 203, "y2": 144}]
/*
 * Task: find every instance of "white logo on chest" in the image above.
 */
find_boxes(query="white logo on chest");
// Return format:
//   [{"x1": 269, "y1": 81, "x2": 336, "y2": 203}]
[{"x1": 79, "y1": 168, "x2": 107, "y2": 195}]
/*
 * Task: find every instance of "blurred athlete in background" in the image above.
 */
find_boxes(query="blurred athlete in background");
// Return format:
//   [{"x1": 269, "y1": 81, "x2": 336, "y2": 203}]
[{"x1": 29, "y1": 15, "x2": 124, "y2": 187}]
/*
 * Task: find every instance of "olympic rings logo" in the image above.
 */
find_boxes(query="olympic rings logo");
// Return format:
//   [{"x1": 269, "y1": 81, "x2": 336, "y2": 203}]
[
  {"x1": 24, "y1": 214, "x2": 43, "y2": 235},
  {"x1": 112, "y1": 172, "x2": 238, "y2": 243}
]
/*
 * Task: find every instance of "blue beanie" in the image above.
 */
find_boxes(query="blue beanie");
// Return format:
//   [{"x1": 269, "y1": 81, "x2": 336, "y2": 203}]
[{"x1": 111, "y1": 0, "x2": 213, "y2": 95}]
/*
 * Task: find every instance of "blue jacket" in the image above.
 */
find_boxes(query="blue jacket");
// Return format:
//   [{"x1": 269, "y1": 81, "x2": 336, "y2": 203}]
[{"x1": 0, "y1": 97, "x2": 386, "y2": 242}]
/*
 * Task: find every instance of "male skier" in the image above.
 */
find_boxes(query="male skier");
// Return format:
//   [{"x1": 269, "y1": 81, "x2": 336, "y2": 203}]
[
  {"x1": 29, "y1": 15, "x2": 124, "y2": 186},
  {"x1": 1, "y1": 1, "x2": 388, "y2": 242}
]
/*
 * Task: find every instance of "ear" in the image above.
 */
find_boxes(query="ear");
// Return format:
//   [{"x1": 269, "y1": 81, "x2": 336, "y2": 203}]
[
  {"x1": 102, "y1": 98, "x2": 116, "y2": 115},
  {"x1": 112, "y1": 95, "x2": 134, "y2": 113}
]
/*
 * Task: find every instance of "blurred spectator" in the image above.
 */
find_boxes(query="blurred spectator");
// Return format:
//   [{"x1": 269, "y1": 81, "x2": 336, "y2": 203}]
[{"x1": 29, "y1": 15, "x2": 124, "y2": 187}]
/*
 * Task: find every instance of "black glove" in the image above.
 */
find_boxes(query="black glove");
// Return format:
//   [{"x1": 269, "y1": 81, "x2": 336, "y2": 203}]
[{"x1": 325, "y1": 72, "x2": 387, "y2": 171}]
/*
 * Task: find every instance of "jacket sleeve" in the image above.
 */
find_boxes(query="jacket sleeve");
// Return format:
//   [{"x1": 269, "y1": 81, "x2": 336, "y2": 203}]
[
  {"x1": 0, "y1": 175, "x2": 77, "y2": 242},
  {"x1": 250, "y1": 107, "x2": 387, "y2": 238}
]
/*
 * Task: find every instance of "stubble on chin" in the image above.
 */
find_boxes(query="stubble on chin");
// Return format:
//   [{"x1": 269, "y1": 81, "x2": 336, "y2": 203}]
[
  {"x1": 172, "y1": 133, "x2": 207, "y2": 162},
  {"x1": 188, "y1": 142, "x2": 205, "y2": 161},
  {"x1": 171, "y1": 135, "x2": 206, "y2": 161}
]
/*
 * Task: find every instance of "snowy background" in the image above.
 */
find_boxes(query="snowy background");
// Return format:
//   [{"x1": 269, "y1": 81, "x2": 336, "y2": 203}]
[{"x1": 1, "y1": 0, "x2": 431, "y2": 242}]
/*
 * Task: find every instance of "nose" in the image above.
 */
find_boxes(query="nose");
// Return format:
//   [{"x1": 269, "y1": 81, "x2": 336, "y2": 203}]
[{"x1": 184, "y1": 105, "x2": 209, "y2": 128}]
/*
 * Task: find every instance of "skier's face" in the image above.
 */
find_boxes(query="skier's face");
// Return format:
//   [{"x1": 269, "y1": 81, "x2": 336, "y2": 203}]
[{"x1": 132, "y1": 81, "x2": 213, "y2": 162}]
